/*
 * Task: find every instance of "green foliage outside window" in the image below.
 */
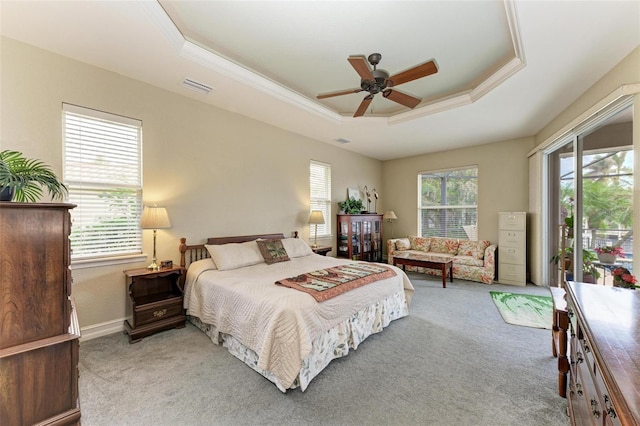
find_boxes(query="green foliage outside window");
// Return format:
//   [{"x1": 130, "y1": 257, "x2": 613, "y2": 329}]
[
  {"x1": 560, "y1": 150, "x2": 633, "y2": 251},
  {"x1": 419, "y1": 167, "x2": 478, "y2": 239}
]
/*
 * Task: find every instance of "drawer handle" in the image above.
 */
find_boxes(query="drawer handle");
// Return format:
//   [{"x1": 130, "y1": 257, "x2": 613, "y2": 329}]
[
  {"x1": 590, "y1": 399, "x2": 600, "y2": 418},
  {"x1": 153, "y1": 309, "x2": 167, "y2": 318},
  {"x1": 604, "y1": 395, "x2": 617, "y2": 418},
  {"x1": 583, "y1": 343, "x2": 590, "y2": 353},
  {"x1": 576, "y1": 351, "x2": 584, "y2": 364},
  {"x1": 567, "y1": 308, "x2": 574, "y2": 318},
  {"x1": 576, "y1": 382, "x2": 583, "y2": 396}
]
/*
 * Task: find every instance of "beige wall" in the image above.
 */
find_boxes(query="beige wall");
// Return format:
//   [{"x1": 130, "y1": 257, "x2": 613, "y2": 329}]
[
  {"x1": 535, "y1": 47, "x2": 640, "y2": 146},
  {"x1": 0, "y1": 37, "x2": 382, "y2": 334},
  {"x1": 529, "y1": 46, "x2": 640, "y2": 285},
  {"x1": 381, "y1": 137, "x2": 534, "y2": 248},
  {"x1": 3, "y1": 35, "x2": 638, "y2": 333}
]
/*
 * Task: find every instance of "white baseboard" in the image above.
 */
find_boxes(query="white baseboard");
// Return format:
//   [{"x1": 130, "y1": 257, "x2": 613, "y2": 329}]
[{"x1": 80, "y1": 318, "x2": 125, "y2": 342}]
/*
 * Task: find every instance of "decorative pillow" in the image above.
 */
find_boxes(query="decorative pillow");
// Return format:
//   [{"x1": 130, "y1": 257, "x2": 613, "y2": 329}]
[
  {"x1": 457, "y1": 241, "x2": 477, "y2": 257},
  {"x1": 257, "y1": 239, "x2": 290, "y2": 265},
  {"x1": 476, "y1": 240, "x2": 491, "y2": 260},
  {"x1": 395, "y1": 238, "x2": 411, "y2": 251},
  {"x1": 206, "y1": 240, "x2": 265, "y2": 271},
  {"x1": 408, "y1": 236, "x2": 430, "y2": 252},
  {"x1": 281, "y1": 237, "x2": 314, "y2": 258},
  {"x1": 430, "y1": 237, "x2": 459, "y2": 254}
]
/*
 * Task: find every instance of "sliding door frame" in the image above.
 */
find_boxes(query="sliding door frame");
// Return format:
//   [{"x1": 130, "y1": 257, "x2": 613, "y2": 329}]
[{"x1": 541, "y1": 96, "x2": 634, "y2": 286}]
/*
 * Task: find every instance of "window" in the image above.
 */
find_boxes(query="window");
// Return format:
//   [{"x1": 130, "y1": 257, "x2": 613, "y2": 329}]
[
  {"x1": 418, "y1": 166, "x2": 478, "y2": 239},
  {"x1": 310, "y1": 160, "x2": 331, "y2": 237},
  {"x1": 63, "y1": 104, "x2": 143, "y2": 261}
]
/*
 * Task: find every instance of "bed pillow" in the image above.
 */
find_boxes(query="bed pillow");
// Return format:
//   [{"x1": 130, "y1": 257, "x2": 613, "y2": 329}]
[
  {"x1": 281, "y1": 237, "x2": 314, "y2": 258},
  {"x1": 205, "y1": 240, "x2": 265, "y2": 271},
  {"x1": 190, "y1": 257, "x2": 217, "y2": 271},
  {"x1": 257, "y1": 239, "x2": 290, "y2": 265}
]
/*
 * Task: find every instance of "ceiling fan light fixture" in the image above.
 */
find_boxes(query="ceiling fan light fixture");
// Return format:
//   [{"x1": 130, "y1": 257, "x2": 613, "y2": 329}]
[{"x1": 317, "y1": 52, "x2": 437, "y2": 117}]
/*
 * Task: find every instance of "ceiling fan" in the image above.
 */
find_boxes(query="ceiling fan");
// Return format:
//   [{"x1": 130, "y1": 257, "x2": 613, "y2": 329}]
[{"x1": 317, "y1": 53, "x2": 438, "y2": 117}]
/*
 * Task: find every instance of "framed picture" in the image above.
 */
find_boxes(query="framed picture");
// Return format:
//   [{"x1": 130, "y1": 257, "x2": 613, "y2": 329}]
[{"x1": 347, "y1": 187, "x2": 361, "y2": 201}]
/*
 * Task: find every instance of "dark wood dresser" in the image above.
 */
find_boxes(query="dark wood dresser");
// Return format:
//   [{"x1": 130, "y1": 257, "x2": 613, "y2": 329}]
[
  {"x1": 566, "y1": 282, "x2": 639, "y2": 425},
  {"x1": 0, "y1": 203, "x2": 81, "y2": 425}
]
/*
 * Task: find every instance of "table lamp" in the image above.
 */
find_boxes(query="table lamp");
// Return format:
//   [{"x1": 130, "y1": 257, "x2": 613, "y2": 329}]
[
  {"x1": 383, "y1": 210, "x2": 398, "y2": 238},
  {"x1": 140, "y1": 205, "x2": 172, "y2": 270},
  {"x1": 309, "y1": 210, "x2": 325, "y2": 248}
]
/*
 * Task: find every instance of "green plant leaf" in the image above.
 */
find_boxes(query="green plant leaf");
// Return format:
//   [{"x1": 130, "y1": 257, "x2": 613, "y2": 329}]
[{"x1": 0, "y1": 150, "x2": 68, "y2": 202}]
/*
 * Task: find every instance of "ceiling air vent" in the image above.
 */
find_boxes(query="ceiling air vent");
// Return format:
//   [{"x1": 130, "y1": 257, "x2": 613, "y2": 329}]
[{"x1": 180, "y1": 78, "x2": 213, "y2": 95}]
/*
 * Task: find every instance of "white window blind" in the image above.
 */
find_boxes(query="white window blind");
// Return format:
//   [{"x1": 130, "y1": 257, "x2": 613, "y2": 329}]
[
  {"x1": 418, "y1": 166, "x2": 478, "y2": 239},
  {"x1": 63, "y1": 103, "x2": 143, "y2": 260},
  {"x1": 310, "y1": 160, "x2": 331, "y2": 237}
]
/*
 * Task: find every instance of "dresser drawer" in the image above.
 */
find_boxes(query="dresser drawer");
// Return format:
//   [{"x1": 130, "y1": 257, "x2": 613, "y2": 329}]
[
  {"x1": 498, "y1": 230, "x2": 525, "y2": 246},
  {"x1": 134, "y1": 296, "x2": 183, "y2": 326},
  {"x1": 572, "y1": 355, "x2": 602, "y2": 426},
  {"x1": 498, "y1": 212, "x2": 526, "y2": 230},
  {"x1": 498, "y1": 246, "x2": 525, "y2": 264}
]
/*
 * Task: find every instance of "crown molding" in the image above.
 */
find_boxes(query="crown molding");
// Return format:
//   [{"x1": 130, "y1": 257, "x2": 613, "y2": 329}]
[{"x1": 147, "y1": 0, "x2": 525, "y2": 125}]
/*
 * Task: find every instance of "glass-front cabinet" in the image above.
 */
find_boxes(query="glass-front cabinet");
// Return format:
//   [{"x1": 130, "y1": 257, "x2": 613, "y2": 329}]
[{"x1": 337, "y1": 214, "x2": 383, "y2": 262}]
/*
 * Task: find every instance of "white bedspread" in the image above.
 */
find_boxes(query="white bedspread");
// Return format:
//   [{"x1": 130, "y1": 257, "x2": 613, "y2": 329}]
[{"x1": 184, "y1": 254, "x2": 413, "y2": 389}]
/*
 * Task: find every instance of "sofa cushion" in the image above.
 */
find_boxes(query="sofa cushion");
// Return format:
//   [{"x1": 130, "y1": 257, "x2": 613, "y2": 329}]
[
  {"x1": 457, "y1": 240, "x2": 490, "y2": 260},
  {"x1": 395, "y1": 238, "x2": 410, "y2": 251},
  {"x1": 393, "y1": 250, "x2": 453, "y2": 262},
  {"x1": 476, "y1": 240, "x2": 491, "y2": 259},
  {"x1": 457, "y1": 240, "x2": 477, "y2": 257},
  {"x1": 409, "y1": 236, "x2": 430, "y2": 252},
  {"x1": 422, "y1": 252, "x2": 455, "y2": 262},
  {"x1": 429, "y1": 237, "x2": 459, "y2": 254},
  {"x1": 453, "y1": 255, "x2": 484, "y2": 267}
]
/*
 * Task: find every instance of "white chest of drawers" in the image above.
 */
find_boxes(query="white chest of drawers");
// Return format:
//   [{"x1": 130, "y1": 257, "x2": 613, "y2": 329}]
[{"x1": 498, "y1": 211, "x2": 526, "y2": 286}]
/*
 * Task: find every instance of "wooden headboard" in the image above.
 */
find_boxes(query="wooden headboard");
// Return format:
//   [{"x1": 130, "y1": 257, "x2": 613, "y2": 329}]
[{"x1": 179, "y1": 232, "x2": 293, "y2": 268}]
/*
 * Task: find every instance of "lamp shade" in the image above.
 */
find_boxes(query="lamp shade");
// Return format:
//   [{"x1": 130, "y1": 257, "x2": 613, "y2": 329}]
[
  {"x1": 309, "y1": 210, "x2": 325, "y2": 225},
  {"x1": 383, "y1": 210, "x2": 398, "y2": 221},
  {"x1": 140, "y1": 206, "x2": 172, "y2": 229}
]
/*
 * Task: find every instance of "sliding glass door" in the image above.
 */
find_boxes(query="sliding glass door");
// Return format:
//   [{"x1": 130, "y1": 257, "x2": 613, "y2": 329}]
[{"x1": 546, "y1": 105, "x2": 633, "y2": 286}]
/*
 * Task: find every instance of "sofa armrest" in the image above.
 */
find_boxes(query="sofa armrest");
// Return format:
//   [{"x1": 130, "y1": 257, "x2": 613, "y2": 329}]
[
  {"x1": 387, "y1": 239, "x2": 401, "y2": 264},
  {"x1": 483, "y1": 244, "x2": 497, "y2": 268}
]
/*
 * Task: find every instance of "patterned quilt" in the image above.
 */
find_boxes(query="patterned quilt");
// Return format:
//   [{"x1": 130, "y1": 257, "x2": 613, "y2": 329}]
[{"x1": 276, "y1": 263, "x2": 397, "y2": 302}]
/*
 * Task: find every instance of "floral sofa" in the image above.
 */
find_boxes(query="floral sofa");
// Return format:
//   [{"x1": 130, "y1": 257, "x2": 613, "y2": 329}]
[{"x1": 387, "y1": 236, "x2": 497, "y2": 284}]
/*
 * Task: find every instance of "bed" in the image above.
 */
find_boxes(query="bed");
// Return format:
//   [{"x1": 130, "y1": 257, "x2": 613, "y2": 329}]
[{"x1": 179, "y1": 233, "x2": 414, "y2": 392}]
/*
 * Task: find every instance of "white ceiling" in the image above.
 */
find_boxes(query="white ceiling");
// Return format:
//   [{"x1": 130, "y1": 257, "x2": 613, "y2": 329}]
[{"x1": 1, "y1": 1, "x2": 639, "y2": 161}]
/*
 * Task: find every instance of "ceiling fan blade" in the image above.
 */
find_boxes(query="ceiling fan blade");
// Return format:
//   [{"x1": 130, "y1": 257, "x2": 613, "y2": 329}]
[
  {"x1": 354, "y1": 95, "x2": 374, "y2": 117},
  {"x1": 348, "y1": 56, "x2": 374, "y2": 81},
  {"x1": 387, "y1": 60, "x2": 438, "y2": 87},
  {"x1": 317, "y1": 88, "x2": 362, "y2": 99},
  {"x1": 383, "y1": 89, "x2": 421, "y2": 109}
]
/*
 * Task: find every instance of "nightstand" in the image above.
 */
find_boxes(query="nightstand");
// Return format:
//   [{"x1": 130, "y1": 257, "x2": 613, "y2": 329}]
[
  {"x1": 312, "y1": 246, "x2": 332, "y2": 256},
  {"x1": 123, "y1": 266, "x2": 186, "y2": 343}
]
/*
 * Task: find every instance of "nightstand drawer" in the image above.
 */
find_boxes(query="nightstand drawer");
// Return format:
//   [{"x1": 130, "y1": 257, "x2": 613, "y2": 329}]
[{"x1": 134, "y1": 296, "x2": 183, "y2": 327}]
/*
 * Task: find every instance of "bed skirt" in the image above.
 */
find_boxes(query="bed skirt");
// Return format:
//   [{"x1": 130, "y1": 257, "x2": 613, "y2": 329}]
[{"x1": 188, "y1": 289, "x2": 409, "y2": 392}]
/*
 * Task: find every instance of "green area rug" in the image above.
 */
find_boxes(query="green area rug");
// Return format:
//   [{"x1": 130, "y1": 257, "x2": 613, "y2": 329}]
[{"x1": 490, "y1": 291, "x2": 553, "y2": 329}]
